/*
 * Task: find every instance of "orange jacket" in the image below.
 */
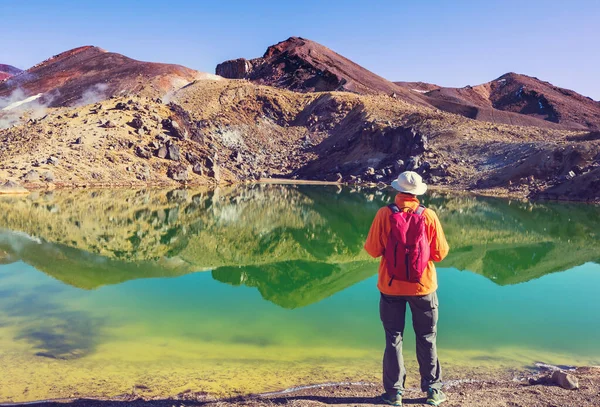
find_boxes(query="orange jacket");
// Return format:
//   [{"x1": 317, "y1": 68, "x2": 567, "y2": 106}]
[{"x1": 364, "y1": 193, "x2": 449, "y2": 296}]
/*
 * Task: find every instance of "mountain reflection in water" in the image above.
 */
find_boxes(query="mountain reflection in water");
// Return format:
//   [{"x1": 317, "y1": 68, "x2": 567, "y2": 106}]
[{"x1": 0, "y1": 185, "x2": 598, "y2": 309}]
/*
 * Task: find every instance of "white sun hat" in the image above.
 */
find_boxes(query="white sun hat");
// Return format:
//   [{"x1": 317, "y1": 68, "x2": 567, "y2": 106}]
[{"x1": 391, "y1": 171, "x2": 428, "y2": 195}]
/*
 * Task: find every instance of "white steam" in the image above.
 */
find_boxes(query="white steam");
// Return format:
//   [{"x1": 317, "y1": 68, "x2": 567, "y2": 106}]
[
  {"x1": 0, "y1": 88, "x2": 55, "y2": 129},
  {"x1": 1, "y1": 93, "x2": 43, "y2": 111},
  {"x1": 76, "y1": 83, "x2": 109, "y2": 106}
]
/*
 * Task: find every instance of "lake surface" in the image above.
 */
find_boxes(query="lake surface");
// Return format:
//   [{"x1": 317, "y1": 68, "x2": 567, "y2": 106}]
[{"x1": 0, "y1": 185, "x2": 599, "y2": 402}]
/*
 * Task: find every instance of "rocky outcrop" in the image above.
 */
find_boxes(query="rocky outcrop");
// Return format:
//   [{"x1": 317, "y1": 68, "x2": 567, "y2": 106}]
[{"x1": 216, "y1": 58, "x2": 255, "y2": 79}]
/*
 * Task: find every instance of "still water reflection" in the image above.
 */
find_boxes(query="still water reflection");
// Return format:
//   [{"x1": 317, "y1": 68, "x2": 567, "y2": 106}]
[{"x1": 0, "y1": 185, "x2": 598, "y2": 402}]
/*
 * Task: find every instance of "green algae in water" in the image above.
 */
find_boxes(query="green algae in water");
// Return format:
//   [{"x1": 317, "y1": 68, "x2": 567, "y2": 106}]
[{"x1": 0, "y1": 185, "x2": 599, "y2": 402}]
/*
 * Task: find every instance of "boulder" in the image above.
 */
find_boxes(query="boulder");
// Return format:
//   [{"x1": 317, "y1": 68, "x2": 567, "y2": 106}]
[
  {"x1": 551, "y1": 371, "x2": 579, "y2": 390},
  {"x1": 47, "y1": 156, "x2": 60, "y2": 165},
  {"x1": 167, "y1": 143, "x2": 181, "y2": 161},
  {"x1": 413, "y1": 132, "x2": 429, "y2": 152},
  {"x1": 21, "y1": 170, "x2": 40, "y2": 182},
  {"x1": 167, "y1": 166, "x2": 188, "y2": 182},
  {"x1": 192, "y1": 163, "x2": 204, "y2": 176},
  {"x1": 170, "y1": 121, "x2": 188, "y2": 140},
  {"x1": 185, "y1": 152, "x2": 199, "y2": 165},
  {"x1": 393, "y1": 159, "x2": 405, "y2": 173},
  {"x1": 162, "y1": 118, "x2": 188, "y2": 140},
  {"x1": 135, "y1": 146, "x2": 152, "y2": 159},
  {"x1": 129, "y1": 117, "x2": 144, "y2": 129},
  {"x1": 205, "y1": 157, "x2": 221, "y2": 181},
  {"x1": 157, "y1": 146, "x2": 168, "y2": 159},
  {"x1": 418, "y1": 161, "x2": 432, "y2": 173},
  {"x1": 406, "y1": 156, "x2": 422, "y2": 171},
  {"x1": 41, "y1": 171, "x2": 55, "y2": 182},
  {"x1": 103, "y1": 120, "x2": 117, "y2": 128}
]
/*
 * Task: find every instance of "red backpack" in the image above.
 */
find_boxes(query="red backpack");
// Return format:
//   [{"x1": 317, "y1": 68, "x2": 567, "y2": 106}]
[{"x1": 384, "y1": 204, "x2": 430, "y2": 286}]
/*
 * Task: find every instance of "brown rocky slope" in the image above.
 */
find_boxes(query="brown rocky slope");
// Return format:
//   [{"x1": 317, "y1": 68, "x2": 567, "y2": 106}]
[
  {"x1": 0, "y1": 46, "x2": 216, "y2": 108},
  {"x1": 1, "y1": 77, "x2": 598, "y2": 202},
  {"x1": 397, "y1": 73, "x2": 600, "y2": 131}
]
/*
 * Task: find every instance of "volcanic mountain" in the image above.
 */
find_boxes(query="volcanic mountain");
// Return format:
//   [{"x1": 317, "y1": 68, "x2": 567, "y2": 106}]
[
  {"x1": 217, "y1": 37, "x2": 599, "y2": 130},
  {"x1": 397, "y1": 73, "x2": 600, "y2": 131},
  {"x1": 216, "y1": 36, "x2": 427, "y2": 106},
  {"x1": 0, "y1": 46, "x2": 216, "y2": 107},
  {"x1": 0, "y1": 64, "x2": 22, "y2": 81},
  {"x1": 1, "y1": 39, "x2": 599, "y2": 203}
]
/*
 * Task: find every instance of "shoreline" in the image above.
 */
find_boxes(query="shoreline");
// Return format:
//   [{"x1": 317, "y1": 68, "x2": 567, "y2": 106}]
[
  {"x1": 1, "y1": 366, "x2": 598, "y2": 406},
  {"x1": 2, "y1": 178, "x2": 599, "y2": 204}
]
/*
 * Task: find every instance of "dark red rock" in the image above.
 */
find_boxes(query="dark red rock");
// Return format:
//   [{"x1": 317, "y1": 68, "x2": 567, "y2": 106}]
[{"x1": 216, "y1": 58, "x2": 254, "y2": 79}]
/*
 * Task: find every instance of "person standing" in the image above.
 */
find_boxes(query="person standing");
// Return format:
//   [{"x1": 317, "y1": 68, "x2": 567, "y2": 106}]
[{"x1": 364, "y1": 171, "x2": 449, "y2": 406}]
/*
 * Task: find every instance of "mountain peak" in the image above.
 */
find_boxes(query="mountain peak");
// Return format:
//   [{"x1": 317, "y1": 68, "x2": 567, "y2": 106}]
[
  {"x1": 216, "y1": 37, "x2": 427, "y2": 105},
  {"x1": 29, "y1": 46, "x2": 106, "y2": 72},
  {"x1": 262, "y1": 36, "x2": 314, "y2": 58}
]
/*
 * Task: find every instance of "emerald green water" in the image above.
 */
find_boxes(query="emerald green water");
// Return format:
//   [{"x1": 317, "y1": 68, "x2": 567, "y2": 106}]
[{"x1": 0, "y1": 185, "x2": 599, "y2": 402}]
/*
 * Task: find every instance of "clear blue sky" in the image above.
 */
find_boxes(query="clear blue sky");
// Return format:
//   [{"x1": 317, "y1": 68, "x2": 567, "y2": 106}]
[{"x1": 2, "y1": 0, "x2": 599, "y2": 99}]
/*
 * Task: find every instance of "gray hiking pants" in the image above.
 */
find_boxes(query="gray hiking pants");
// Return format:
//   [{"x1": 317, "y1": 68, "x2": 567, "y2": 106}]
[{"x1": 380, "y1": 291, "x2": 442, "y2": 393}]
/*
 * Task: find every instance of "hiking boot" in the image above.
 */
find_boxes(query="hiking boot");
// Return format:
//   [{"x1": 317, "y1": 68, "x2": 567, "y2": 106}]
[
  {"x1": 381, "y1": 390, "x2": 402, "y2": 406},
  {"x1": 426, "y1": 388, "x2": 447, "y2": 406}
]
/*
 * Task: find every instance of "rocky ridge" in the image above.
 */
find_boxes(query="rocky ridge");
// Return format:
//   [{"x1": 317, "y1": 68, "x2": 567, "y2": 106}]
[{"x1": 397, "y1": 72, "x2": 600, "y2": 131}]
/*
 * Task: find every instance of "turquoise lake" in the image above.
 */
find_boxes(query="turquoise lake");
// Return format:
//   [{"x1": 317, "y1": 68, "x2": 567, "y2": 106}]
[{"x1": 0, "y1": 185, "x2": 598, "y2": 402}]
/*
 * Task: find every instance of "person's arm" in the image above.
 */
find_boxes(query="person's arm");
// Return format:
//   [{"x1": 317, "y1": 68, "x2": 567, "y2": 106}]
[
  {"x1": 427, "y1": 210, "x2": 449, "y2": 262},
  {"x1": 364, "y1": 207, "x2": 389, "y2": 258}
]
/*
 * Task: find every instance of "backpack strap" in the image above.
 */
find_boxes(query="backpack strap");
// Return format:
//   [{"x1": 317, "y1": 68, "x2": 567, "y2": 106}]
[{"x1": 389, "y1": 204, "x2": 422, "y2": 214}]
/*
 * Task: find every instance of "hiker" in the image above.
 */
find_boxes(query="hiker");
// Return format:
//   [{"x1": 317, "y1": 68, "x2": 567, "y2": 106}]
[{"x1": 364, "y1": 171, "x2": 449, "y2": 406}]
